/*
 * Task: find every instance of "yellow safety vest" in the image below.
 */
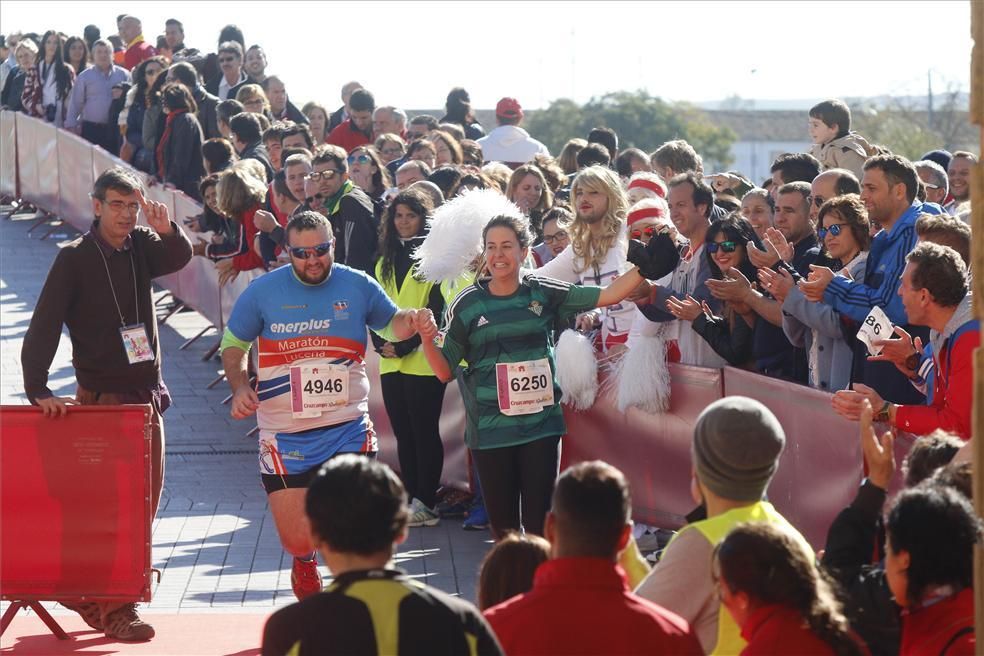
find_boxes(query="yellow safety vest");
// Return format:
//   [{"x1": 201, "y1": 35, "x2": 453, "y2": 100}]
[
  {"x1": 375, "y1": 260, "x2": 435, "y2": 377},
  {"x1": 671, "y1": 500, "x2": 813, "y2": 656}
]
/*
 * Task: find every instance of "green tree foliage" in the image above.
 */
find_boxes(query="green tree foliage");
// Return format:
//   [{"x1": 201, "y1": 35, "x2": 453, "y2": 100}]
[{"x1": 526, "y1": 90, "x2": 736, "y2": 167}]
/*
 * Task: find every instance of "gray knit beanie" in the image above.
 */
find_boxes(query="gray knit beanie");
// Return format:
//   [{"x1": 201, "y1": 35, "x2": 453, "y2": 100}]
[{"x1": 692, "y1": 396, "x2": 785, "y2": 502}]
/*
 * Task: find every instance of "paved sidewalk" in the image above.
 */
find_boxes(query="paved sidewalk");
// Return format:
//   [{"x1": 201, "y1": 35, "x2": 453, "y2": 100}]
[{"x1": 0, "y1": 210, "x2": 491, "y2": 620}]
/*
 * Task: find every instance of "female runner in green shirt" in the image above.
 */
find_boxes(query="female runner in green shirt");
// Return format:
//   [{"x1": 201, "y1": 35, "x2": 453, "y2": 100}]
[{"x1": 415, "y1": 213, "x2": 676, "y2": 539}]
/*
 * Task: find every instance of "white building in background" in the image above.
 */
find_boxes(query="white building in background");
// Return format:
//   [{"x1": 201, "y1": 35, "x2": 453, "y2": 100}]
[{"x1": 702, "y1": 110, "x2": 810, "y2": 186}]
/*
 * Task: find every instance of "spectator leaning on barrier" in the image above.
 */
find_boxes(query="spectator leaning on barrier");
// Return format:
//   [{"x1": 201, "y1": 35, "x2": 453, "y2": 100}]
[
  {"x1": 832, "y1": 242, "x2": 977, "y2": 440},
  {"x1": 800, "y1": 154, "x2": 944, "y2": 405},
  {"x1": 485, "y1": 461, "x2": 702, "y2": 655},
  {"x1": 637, "y1": 173, "x2": 727, "y2": 368},
  {"x1": 21, "y1": 167, "x2": 192, "y2": 642},
  {"x1": 261, "y1": 455, "x2": 503, "y2": 656},
  {"x1": 635, "y1": 396, "x2": 812, "y2": 655},
  {"x1": 65, "y1": 39, "x2": 128, "y2": 153}
]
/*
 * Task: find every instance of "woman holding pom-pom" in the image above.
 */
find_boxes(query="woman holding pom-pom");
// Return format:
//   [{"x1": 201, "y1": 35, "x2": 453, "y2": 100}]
[{"x1": 414, "y1": 213, "x2": 677, "y2": 539}]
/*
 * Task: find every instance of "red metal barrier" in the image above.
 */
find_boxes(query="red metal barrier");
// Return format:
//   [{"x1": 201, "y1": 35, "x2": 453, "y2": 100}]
[
  {"x1": 0, "y1": 405, "x2": 153, "y2": 602},
  {"x1": 562, "y1": 363, "x2": 724, "y2": 529}
]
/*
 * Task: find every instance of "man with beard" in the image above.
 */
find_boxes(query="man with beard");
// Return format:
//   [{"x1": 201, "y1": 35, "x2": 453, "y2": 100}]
[{"x1": 221, "y1": 211, "x2": 421, "y2": 602}]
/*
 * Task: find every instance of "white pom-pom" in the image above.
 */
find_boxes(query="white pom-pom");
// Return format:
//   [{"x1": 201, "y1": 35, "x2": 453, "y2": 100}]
[
  {"x1": 413, "y1": 188, "x2": 524, "y2": 283},
  {"x1": 614, "y1": 335, "x2": 671, "y2": 414},
  {"x1": 555, "y1": 329, "x2": 599, "y2": 410}
]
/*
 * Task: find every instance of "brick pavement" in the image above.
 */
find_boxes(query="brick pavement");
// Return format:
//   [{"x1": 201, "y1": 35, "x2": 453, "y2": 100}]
[{"x1": 0, "y1": 210, "x2": 491, "y2": 620}]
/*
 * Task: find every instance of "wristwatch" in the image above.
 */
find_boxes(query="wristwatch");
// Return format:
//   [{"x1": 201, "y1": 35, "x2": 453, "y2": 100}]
[{"x1": 905, "y1": 352, "x2": 921, "y2": 372}]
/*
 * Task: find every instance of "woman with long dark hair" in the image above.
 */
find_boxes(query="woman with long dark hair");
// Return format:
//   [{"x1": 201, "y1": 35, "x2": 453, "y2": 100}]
[
  {"x1": 156, "y1": 82, "x2": 204, "y2": 199},
  {"x1": 714, "y1": 522, "x2": 865, "y2": 655},
  {"x1": 63, "y1": 36, "x2": 89, "y2": 75},
  {"x1": 440, "y1": 87, "x2": 485, "y2": 140},
  {"x1": 370, "y1": 189, "x2": 448, "y2": 526},
  {"x1": 22, "y1": 30, "x2": 75, "y2": 126},
  {"x1": 123, "y1": 55, "x2": 166, "y2": 171},
  {"x1": 666, "y1": 214, "x2": 761, "y2": 368},
  {"x1": 347, "y1": 144, "x2": 392, "y2": 220}
]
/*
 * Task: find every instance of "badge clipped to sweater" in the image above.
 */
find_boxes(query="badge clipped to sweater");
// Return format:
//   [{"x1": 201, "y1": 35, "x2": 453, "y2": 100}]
[
  {"x1": 120, "y1": 324, "x2": 154, "y2": 364},
  {"x1": 857, "y1": 305, "x2": 894, "y2": 357}
]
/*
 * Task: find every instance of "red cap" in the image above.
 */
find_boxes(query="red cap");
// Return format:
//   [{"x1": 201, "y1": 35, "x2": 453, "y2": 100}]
[{"x1": 496, "y1": 97, "x2": 523, "y2": 120}]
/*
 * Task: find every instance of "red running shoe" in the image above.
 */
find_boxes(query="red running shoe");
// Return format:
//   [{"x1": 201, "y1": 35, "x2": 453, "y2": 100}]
[{"x1": 291, "y1": 556, "x2": 323, "y2": 600}]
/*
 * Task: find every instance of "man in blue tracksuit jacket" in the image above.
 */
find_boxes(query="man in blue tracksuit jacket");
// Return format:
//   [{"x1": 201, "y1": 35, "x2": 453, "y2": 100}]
[{"x1": 800, "y1": 154, "x2": 943, "y2": 405}]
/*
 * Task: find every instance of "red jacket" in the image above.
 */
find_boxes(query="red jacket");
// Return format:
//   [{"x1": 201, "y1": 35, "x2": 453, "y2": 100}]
[
  {"x1": 326, "y1": 118, "x2": 371, "y2": 153},
  {"x1": 900, "y1": 587, "x2": 975, "y2": 656},
  {"x1": 740, "y1": 605, "x2": 841, "y2": 655},
  {"x1": 124, "y1": 37, "x2": 156, "y2": 71},
  {"x1": 484, "y1": 558, "x2": 701, "y2": 656},
  {"x1": 895, "y1": 318, "x2": 978, "y2": 440}
]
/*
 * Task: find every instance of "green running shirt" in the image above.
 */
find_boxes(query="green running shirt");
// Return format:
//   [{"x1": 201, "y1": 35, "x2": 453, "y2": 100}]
[{"x1": 438, "y1": 275, "x2": 601, "y2": 449}]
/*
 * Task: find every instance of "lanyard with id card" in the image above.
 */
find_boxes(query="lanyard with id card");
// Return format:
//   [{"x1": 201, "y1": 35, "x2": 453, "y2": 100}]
[{"x1": 94, "y1": 241, "x2": 154, "y2": 364}]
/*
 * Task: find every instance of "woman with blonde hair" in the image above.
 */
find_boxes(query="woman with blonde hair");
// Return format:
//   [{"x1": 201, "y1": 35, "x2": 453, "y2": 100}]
[
  {"x1": 537, "y1": 165, "x2": 645, "y2": 352},
  {"x1": 210, "y1": 161, "x2": 269, "y2": 284},
  {"x1": 557, "y1": 138, "x2": 588, "y2": 176},
  {"x1": 236, "y1": 83, "x2": 271, "y2": 119}
]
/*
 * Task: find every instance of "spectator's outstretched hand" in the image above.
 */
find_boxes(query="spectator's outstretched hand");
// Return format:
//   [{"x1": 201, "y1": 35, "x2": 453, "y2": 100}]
[
  {"x1": 859, "y1": 399, "x2": 895, "y2": 489},
  {"x1": 626, "y1": 233, "x2": 680, "y2": 280}
]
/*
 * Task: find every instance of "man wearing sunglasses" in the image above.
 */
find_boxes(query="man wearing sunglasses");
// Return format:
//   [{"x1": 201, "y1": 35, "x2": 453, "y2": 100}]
[
  {"x1": 206, "y1": 41, "x2": 246, "y2": 101},
  {"x1": 808, "y1": 169, "x2": 860, "y2": 225},
  {"x1": 298, "y1": 145, "x2": 377, "y2": 273},
  {"x1": 221, "y1": 210, "x2": 421, "y2": 602},
  {"x1": 22, "y1": 167, "x2": 192, "y2": 641}
]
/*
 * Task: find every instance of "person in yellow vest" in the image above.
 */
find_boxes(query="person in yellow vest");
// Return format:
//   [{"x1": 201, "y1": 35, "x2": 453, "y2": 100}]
[
  {"x1": 634, "y1": 396, "x2": 812, "y2": 655},
  {"x1": 371, "y1": 188, "x2": 448, "y2": 527}
]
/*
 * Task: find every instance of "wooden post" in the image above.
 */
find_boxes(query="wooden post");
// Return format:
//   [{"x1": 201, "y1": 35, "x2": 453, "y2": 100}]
[{"x1": 972, "y1": 0, "x2": 983, "y2": 642}]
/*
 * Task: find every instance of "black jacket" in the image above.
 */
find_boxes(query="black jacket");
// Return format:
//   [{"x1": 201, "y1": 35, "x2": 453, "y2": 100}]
[
  {"x1": 160, "y1": 112, "x2": 205, "y2": 200},
  {"x1": 328, "y1": 105, "x2": 345, "y2": 132},
  {"x1": 276, "y1": 99, "x2": 308, "y2": 125},
  {"x1": 192, "y1": 86, "x2": 221, "y2": 140},
  {"x1": 692, "y1": 311, "x2": 755, "y2": 367},
  {"x1": 821, "y1": 480, "x2": 900, "y2": 656},
  {"x1": 239, "y1": 141, "x2": 274, "y2": 182},
  {"x1": 330, "y1": 187, "x2": 378, "y2": 274}
]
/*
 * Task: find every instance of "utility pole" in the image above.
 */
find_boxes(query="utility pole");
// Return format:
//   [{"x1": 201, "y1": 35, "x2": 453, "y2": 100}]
[{"x1": 927, "y1": 70, "x2": 935, "y2": 131}]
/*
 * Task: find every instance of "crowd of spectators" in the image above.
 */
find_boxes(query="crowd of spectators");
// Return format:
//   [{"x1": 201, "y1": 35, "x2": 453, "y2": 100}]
[{"x1": 3, "y1": 15, "x2": 981, "y2": 655}]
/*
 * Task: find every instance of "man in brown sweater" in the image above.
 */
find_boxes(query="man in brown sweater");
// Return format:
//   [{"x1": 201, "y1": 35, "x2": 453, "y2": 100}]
[{"x1": 21, "y1": 166, "x2": 192, "y2": 642}]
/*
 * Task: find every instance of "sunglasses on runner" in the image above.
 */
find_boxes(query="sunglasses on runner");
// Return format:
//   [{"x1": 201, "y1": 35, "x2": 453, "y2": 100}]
[
  {"x1": 706, "y1": 241, "x2": 738, "y2": 254},
  {"x1": 818, "y1": 224, "x2": 846, "y2": 239},
  {"x1": 288, "y1": 242, "x2": 333, "y2": 259}
]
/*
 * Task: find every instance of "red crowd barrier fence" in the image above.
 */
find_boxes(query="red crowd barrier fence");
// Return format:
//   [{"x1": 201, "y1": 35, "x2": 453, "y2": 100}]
[{"x1": 0, "y1": 405, "x2": 153, "y2": 603}]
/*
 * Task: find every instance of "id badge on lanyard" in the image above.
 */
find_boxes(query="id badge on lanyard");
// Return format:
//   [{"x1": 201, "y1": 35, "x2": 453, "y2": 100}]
[
  {"x1": 495, "y1": 358, "x2": 554, "y2": 416},
  {"x1": 120, "y1": 324, "x2": 154, "y2": 364}
]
